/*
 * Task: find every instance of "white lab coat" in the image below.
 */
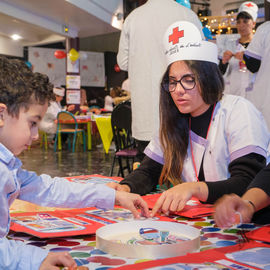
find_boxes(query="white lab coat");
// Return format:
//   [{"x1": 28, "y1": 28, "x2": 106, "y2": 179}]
[
  {"x1": 222, "y1": 39, "x2": 255, "y2": 98},
  {"x1": 245, "y1": 21, "x2": 270, "y2": 129},
  {"x1": 39, "y1": 101, "x2": 62, "y2": 134},
  {"x1": 145, "y1": 95, "x2": 270, "y2": 182},
  {"x1": 117, "y1": 0, "x2": 203, "y2": 141}
]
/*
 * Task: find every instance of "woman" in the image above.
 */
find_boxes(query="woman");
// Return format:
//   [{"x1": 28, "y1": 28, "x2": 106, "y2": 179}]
[
  {"x1": 219, "y1": 1, "x2": 258, "y2": 97},
  {"x1": 108, "y1": 21, "x2": 269, "y2": 217}
]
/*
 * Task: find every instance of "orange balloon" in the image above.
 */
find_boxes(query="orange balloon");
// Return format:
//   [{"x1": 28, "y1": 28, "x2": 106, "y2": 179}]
[{"x1": 54, "y1": 50, "x2": 66, "y2": 59}]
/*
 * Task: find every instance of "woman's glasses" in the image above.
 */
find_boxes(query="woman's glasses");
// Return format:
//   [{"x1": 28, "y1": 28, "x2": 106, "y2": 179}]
[{"x1": 162, "y1": 74, "x2": 196, "y2": 92}]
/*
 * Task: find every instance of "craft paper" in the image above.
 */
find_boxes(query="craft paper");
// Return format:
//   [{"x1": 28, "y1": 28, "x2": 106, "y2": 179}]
[
  {"x1": 10, "y1": 207, "x2": 173, "y2": 238},
  {"x1": 143, "y1": 193, "x2": 214, "y2": 218},
  {"x1": 113, "y1": 241, "x2": 270, "y2": 269},
  {"x1": 245, "y1": 225, "x2": 270, "y2": 243}
]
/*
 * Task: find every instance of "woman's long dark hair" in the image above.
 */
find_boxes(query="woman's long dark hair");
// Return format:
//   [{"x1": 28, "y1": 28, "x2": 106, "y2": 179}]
[{"x1": 159, "y1": 60, "x2": 224, "y2": 186}]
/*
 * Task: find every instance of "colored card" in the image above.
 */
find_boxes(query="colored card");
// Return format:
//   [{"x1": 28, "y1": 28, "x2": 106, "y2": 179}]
[
  {"x1": 10, "y1": 208, "x2": 102, "y2": 238},
  {"x1": 245, "y1": 225, "x2": 270, "y2": 243}
]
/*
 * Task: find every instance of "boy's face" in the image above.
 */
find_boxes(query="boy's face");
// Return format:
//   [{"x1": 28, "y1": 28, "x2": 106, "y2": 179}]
[{"x1": 0, "y1": 102, "x2": 48, "y2": 156}]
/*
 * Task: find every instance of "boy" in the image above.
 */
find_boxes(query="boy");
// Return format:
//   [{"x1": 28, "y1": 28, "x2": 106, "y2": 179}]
[{"x1": 0, "y1": 56, "x2": 149, "y2": 270}]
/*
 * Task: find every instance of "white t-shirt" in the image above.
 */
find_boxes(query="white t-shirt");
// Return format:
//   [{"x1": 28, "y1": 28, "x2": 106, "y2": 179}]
[{"x1": 117, "y1": 0, "x2": 203, "y2": 141}]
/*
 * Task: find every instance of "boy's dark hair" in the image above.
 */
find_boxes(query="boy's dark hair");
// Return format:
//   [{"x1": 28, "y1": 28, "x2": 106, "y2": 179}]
[
  {"x1": 0, "y1": 56, "x2": 54, "y2": 117},
  {"x1": 237, "y1": 11, "x2": 253, "y2": 21}
]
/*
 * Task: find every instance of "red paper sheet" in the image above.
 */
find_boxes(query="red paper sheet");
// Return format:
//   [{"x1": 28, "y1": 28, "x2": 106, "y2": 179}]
[
  {"x1": 113, "y1": 241, "x2": 270, "y2": 270},
  {"x1": 245, "y1": 225, "x2": 270, "y2": 243},
  {"x1": 143, "y1": 193, "x2": 214, "y2": 218},
  {"x1": 65, "y1": 174, "x2": 122, "y2": 184},
  {"x1": 10, "y1": 207, "x2": 173, "y2": 238}
]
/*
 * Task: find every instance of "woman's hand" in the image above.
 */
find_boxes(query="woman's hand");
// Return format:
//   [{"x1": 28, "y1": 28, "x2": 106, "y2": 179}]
[
  {"x1": 222, "y1": 50, "x2": 234, "y2": 64},
  {"x1": 39, "y1": 252, "x2": 77, "y2": 270},
  {"x1": 234, "y1": 51, "x2": 244, "y2": 61},
  {"x1": 214, "y1": 194, "x2": 254, "y2": 228},
  {"x1": 106, "y1": 182, "x2": 131, "y2": 192},
  {"x1": 151, "y1": 182, "x2": 207, "y2": 216},
  {"x1": 115, "y1": 191, "x2": 150, "y2": 218}
]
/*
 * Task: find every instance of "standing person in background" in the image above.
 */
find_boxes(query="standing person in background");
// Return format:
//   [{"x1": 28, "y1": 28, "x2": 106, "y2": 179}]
[
  {"x1": 117, "y1": 0, "x2": 202, "y2": 165},
  {"x1": 243, "y1": 20, "x2": 270, "y2": 129},
  {"x1": 219, "y1": 1, "x2": 258, "y2": 98}
]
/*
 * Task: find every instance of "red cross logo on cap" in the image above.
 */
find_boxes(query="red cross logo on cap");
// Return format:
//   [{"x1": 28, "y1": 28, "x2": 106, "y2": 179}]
[
  {"x1": 169, "y1": 27, "x2": 184, "y2": 45},
  {"x1": 245, "y1": 2, "x2": 254, "y2": 7}
]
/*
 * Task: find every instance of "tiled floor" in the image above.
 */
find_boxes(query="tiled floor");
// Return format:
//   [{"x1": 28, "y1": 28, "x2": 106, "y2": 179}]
[{"x1": 18, "y1": 142, "x2": 117, "y2": 178}]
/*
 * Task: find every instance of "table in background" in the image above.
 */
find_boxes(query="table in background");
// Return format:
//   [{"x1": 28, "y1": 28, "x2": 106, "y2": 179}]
[
  {"x1": 57, "y1": 114, "x2": 113, "y2": 153},
  {"x1": 57, "y1": 115, "x2": 92, "y2": 150},
  {"x1": 9, "y1": 201, "x2": 258, "y2": 269}
]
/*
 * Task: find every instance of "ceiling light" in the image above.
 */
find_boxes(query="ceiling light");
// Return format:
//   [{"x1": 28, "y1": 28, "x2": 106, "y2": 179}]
[{"x1": 11, "y1": 34, "x2": 22, "y2": 41}]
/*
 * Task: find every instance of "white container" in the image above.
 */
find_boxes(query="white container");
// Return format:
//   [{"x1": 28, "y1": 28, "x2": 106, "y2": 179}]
[{"x1": 96, "y1": 220, "x2": 200, "y2": 259}]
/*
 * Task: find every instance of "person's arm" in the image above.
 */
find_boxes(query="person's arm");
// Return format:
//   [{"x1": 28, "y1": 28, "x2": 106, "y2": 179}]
[
  {"x1": 218, "y1": 59, "x2": 229, "y2": 75},
  {"x1": 120, "y1": 156, "x2": 163, "y2": 195},
  {"x1": 214, "y1": 165, "x2": 270, "y2": 228},
  {"x1": 0, "y1": 237, "x2": 49, "y2": 270},
  {"x1": 18, "y1": 169, "x2": 116, "y2": 210},
  {"x1": 206, "y1": 153, "x2": 266, "y2": 204},
  {"x1": 243, "y1": 53, "x2": 261, "y2": 73}
]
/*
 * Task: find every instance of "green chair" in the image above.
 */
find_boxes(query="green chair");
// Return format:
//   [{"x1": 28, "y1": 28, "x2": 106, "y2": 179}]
[{"x1": 54, "y1": 111, "x2": 86, "y2": 152}]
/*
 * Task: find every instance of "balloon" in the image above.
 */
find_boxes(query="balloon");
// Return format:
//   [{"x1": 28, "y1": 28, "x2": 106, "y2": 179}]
[
  {"x1": 54, "y1": 50, "x2": 66, "y2": 59},
  {"x1": 25, "y1": 61, "x2": 32, "y2": 69},
  {"x1": 176, "y1": 0, "x2": 191, "y2": 9},
  {"x1": 68, "y1": 48, "x2": 80, "y2": 62},
  {"x1": 80, "y1": 52, "x2": 88, "y2": 60},
  {"x1": 114, "y1": 63, "x2": 120, "y2": 72}
]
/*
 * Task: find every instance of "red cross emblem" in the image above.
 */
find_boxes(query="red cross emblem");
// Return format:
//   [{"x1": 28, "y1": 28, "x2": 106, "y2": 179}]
[
  {"x1": 168, "y1": 27, "x2": 184, "y2": 45},
  {"x1": 245, "y1": 3, "x2": 254, "y2": 7}
]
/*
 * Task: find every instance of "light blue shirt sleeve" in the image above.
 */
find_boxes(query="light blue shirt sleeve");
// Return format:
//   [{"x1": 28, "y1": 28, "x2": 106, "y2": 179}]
[
  {"x1": 0, "y1": 237, "x2": 49, "y2": 270},
  {"x1": 18, "y1": 170, "x2": 116, "y2": 210}
]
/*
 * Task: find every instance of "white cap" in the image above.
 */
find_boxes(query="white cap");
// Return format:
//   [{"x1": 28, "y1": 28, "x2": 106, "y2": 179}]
[
  {"x1": 53, "y1": 87, "x2": 65, "y2": 96},
  {"x1": 163, "y1": 21, "x2": 218, "y2": 66},
  {"x1": 238, "y1": 2, "x2": 258, "y2": 21}
]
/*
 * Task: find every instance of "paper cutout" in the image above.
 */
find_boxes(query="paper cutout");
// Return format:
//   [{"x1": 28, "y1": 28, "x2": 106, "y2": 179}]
[
  {"x1": 143, "y1": 193, "x2": 214, "y2": 218},
  {"x1": 245, "y1": 225, "x2": 270, "y2": 243}
]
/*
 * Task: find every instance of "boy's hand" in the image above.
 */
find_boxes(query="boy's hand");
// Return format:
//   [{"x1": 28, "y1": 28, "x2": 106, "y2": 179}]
[
  {"x1": 115, "y1": 191, "x2": 150, "y2": 219},
  {"x1": 39, "y1": 252, "x2": 77, "y2": 270},
  {"x1": 106, "y1": 182, "x2": 131, "y2": 192}
]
